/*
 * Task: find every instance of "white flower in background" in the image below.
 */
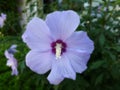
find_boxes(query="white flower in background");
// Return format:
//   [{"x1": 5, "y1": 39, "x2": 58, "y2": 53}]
[
  {"x1": 113, "y1": 21, "x2": 119, "y2": 25},
  {"x1": 110, "y1": 0, "x2": 116, "y2": 2},
  {"x1": 110, "y1": 28, "x2": 118, "y2": 33},
  {"x1": 91, "y1": 12, "x2": 95, "y2": 17},
  {"x1": 58, "y1": 0, "x2": 63, "y2": 4},
  {"x1": 110, "y1": 18, "x2": 113, "y2": 22},
  {"x1": 4, "y1": 44, "x2": 18, "y2": 76},
  {"x1": 114, "y1": 29, "x2": 118, "y2": 33},
  {"x1": 118, "y1": 39, "x2": 120, "y2": 44},
  {"x1": 94, "y1": 0, "x2": 103, "y2": 3},
  {"x1": 97, "y1": 14, "x2": 102, "y2": 18},
  {"x1": 91, "y1": 11, "x2": 102, "y2": 18},
  {"x1": 84, "y1": 1, "x2": 103, "y2": 8},
  {"x1": 104, "y1": 25, "x2": 110, "y2": 30},
  {"x1": 92, "y1": 18, "x2": 98, "y2": 22},
  {"x1": 92, "y1": 2, "x2": 100, "y2": 7},
  {"x1": 109, "y1": 6, "x2": 113, "y2": 11},
  {"x1": 117, "y1": 17, "x2": 120, "y2": 20},
  {"x1": 104, "y1": 6, "x2": 113, "y2": 11},
  {"x1": 0, "y1": 13, "x2": 6, "y2": 28},
  {"x1": 84, "y1": 2, "x2": 89, "y2": 8},
  {"x1": 82, "y1": 11, "x2": 88, "y2": 16},
  {"x1": 115, "y1": 5, "x2": 120, "y2": 11}
]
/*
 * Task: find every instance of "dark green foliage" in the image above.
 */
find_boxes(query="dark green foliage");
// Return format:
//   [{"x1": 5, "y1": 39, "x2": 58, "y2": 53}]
[
  {"x1": 0, "y1": 0, "x2": 120, "y2": 90},
  {"x1": 0, "y1": 0, "x2": 21, "y2": 35}
]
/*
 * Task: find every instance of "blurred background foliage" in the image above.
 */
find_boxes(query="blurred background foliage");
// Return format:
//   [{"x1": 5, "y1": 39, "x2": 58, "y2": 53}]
[
  {"x1": 0, "y1": 0, "x2": 21, "y2": 35},
  {"x1": 0, "y1": 0, "x2": 120, "y2": 90}
]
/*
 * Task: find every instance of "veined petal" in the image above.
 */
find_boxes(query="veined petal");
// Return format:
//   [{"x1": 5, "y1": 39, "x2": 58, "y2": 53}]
[
  {"x1": 22, "y1": 17, "x2": 53, "y2": 51},
  {"x1": 45, "y1": 10, "x2": 80, "y2": 40},
  {"x1": 47, "y1": 54, "x2": 76, "y2": 85},
  {"x1": 26, "y1": 50, "x2": 53, "y2": 74},
  {"x1": 66, "y1": 50, "x2": 90, "y2": 73},
  {"x1": 47, "y1": 65, "x2": 64, "y2": 85},
  {"x1": 66, "y1": 31, "x2": 94, "y2": 54},
  {"x1": 53, "y1": 55, "x2": 76, "y2": 80}
]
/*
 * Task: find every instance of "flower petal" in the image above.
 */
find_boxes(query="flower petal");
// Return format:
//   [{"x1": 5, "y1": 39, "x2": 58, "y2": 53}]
[
  {"x1": 22, "y1": 17, "x2": 53, "y2": 51},
  {"x1": 47, "y1": 54, "x2": 76, "y2": 85},
  {"x1": 66, "y1": 50, "x2": 90, "y2": 73},
  {"x1": 11, "y1": 66, "x2": 18, "y2": 76},
  {"x1": 66, "y1": 31, "x2": 94, "y2": 54},
  {"x1": 47, "y1": 65, "x2": 64, "y2": 85},
  {"x1": 45, "y1": 10, "x2": 80, "y2": 40},
  {"x1": 0, "y1": 17, "x2": 4, "y2": 27},
  {"x1": 1, "y1": 13, "x2": 6, "y2": 20},
  {"x1": 54, "y1": 55, "x2": 76, "y2": 79},
  {"x1": 26, "y1": 50, "x2": 53, "y2": 74},
  {"x1": 5, "y1": 50, "x2": 18, "y2": 76},
  {"x1": 61, "y1": 55, "x2": 76, "y2": 79},
  {"x1": 5, "y1": 50, "x2": 12, "y2": 59}
]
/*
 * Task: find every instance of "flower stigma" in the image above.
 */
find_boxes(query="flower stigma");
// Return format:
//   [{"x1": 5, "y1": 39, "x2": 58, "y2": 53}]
[
  {"x1": 51, "y1": 40, "x2": 67, "y2": 60},
  {"x1": 55, "y1": 43, "x2": 62, "y2": 59}
]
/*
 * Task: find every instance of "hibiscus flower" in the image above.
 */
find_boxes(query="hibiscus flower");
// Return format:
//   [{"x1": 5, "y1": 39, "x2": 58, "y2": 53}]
[
  {"x1": 22, "y1": 10, "x2": 94, "y2": 85},
  {"x1": 0, "y1": 13, "x2": 6, "y2": 28},
  {"x1": 4, "y1": 45, "x2": 18, "y2": 76}
]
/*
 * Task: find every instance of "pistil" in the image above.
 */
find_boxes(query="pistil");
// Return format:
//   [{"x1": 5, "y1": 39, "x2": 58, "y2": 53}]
[{"x1": 55, "y1": 43, "x2": 62, "y2": 59}]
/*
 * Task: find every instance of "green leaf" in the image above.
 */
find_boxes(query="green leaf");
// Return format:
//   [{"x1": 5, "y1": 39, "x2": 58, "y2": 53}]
[
  {"x1": 95, "y1": 74, "x2": 104, "y2": 86},
  {"x1": 89, "y1": 60, "x2": 105, "y2": 70},
  {"x1": 99, "y1": 34, "x2": 105, "y2": 46},
  {"x1": 113, "y1": 45, "x2": 120, "y2": 52},
  {"x1": 19, "y1": 61, "x2": 26, "y2": 73}
]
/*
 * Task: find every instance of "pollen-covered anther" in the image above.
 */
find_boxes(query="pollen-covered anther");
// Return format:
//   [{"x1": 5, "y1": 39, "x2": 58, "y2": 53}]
[{"x1": 55, "y1": 43, "x2": 62, "y2": 59}]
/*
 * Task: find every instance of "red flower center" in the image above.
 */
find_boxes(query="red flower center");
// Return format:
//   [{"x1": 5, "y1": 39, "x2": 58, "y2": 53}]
[{"x1": 51, "y1": 39, "x2": 67, "y2": 55}]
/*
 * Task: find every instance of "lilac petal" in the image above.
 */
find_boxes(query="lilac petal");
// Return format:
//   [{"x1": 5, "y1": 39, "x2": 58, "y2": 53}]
[
  {"x1": 5, "y1": 50, "x2": 18, "y2": 76},
  {"x1": 1, "y1": 13, "x2": 6, "y2": 20},
  {"x1": 0, "y1": 13, "x2": 6, "y2": 28},
  {"x1": 11, "y1": 66, "x2": 18, "y2": 76},
  {"x1": 26, "y1": 50, "x2": 53, "y2": 74},
  {"x1": 5, "y1": 50, "x2": 12, "y2": 59},
  {"x1": 66, "y1": 50, "x2": 90, "y2": 73},
  {"x1": 6, "y1": 55, "x2": 17, "y2": 67},
  {"x1": 45, "y1": 10, "x2": 80, "y2": 40},
  {"x1": 53, "y1": 55, "x2": 76, "y2": 79},
  {"x1": 6, "y1": 59, "x2": 13, "y2": 66},
  {"x1": 60, "y1": 55, "x2": 76, "y2": 79},
  {"x1": 0, "y1": 17, "x2": 4, "y2": 27},
  {"x1": 22, "y1": 17, "x2": 53, "y2": 51},
  {"x1": 10, "y1": 44, "x2": 17, "y2": 50},
  {"x1": 11, "y1": 57, "x2": 18, "y2": 68},
  {"x1": 47, "y1": 55, "x2": 76, "y2": 85},
  {"x1": 66, "y1": 31, "x2": 94, "y2": 54},
  {"x1": 47, "y1": 65, "x2": 64, "y2": 85},
  {"x1": 8, "y1": 44, "x2": 18, "y2": 54}
]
